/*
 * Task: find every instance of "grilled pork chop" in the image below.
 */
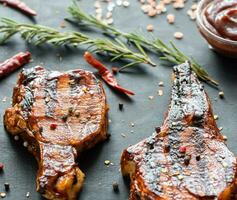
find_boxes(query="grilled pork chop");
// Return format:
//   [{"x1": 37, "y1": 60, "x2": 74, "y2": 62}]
[
  {"x1": 4, "y1": 66, "x2": 108, "y2": 200},
  {"x1": 121, "y1": 62, "x2": 237, "y2": 200}
]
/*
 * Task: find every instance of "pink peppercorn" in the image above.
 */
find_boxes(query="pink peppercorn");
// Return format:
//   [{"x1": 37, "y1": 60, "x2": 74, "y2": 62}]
[
  {"x1": 0, "y1": 163, "x2": 4, "y2": 171},
  {"x1": 179, "y1": 146, "x2": 187, "y2": 153},
  {"x1": 50, "y1": 123, "x2": 58, "y2": 130}
]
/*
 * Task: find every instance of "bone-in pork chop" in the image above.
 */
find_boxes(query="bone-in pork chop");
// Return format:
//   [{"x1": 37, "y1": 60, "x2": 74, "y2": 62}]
[
  {"x1": 4, "y1": 66, "x2": 108, "y2": 200},
  {"x1": 121, "y1": 62, "x2": 237, "y2": 200}
]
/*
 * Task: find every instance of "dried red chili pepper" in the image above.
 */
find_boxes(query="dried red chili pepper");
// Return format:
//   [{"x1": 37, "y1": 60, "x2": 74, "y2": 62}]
[
  {"x1": 0, "y1": 0, "x2": 37, "y2": 16},
  {"x1": 84, "y1": 51, "x2": 135, "y2": 96},
  {"x1": 0, "y1": 51, "x2": 31, "y2": 78}
]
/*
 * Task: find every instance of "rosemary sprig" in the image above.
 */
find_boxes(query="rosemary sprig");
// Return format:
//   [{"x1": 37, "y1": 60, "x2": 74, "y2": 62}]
[
  {"x1": 0, "y1": 18, "x2": 156, "y2": 68},
  {"x1": 67, "y1": 3, "x2": 218, "y2": 86}
]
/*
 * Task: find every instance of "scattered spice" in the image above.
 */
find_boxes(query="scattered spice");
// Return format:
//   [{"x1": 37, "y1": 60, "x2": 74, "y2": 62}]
[
  {"x1": 0, "y1": 192, "x2": 6, "y2": 198},
  {"x1": 2, "y1": 97, "x2": 7, "y2": 102},
  {"x1": 222, "y1": 162, "x2": 228, "y2": 168},
  {"x1": 62, "y1": 115, "x2": 68, "y2": 122},
  {"x1": 75, "y1": 111, "x2": 80, "y2": 118},
  {"x1": 116, "y1": 0, "x2": 122, "y2": 6},
  {"x1": 167, "y1": 13, "x2": 175, "y2": 24},
  {"x1": 39, "y1": 126, "x2": 43, "y2": 133},
  {"x1": 68, "y1": 107, "x2": 74, "y2": 115},
  {"x1": 121, "y1": 133, "x2": 126, "y2": 137},
  {"x1": 112, "y1": 67, "x2": 119, "y2": 75},
  {"x1": 146, "y1": 24, "x2": 154, "y2": 32},
  {"x1": 59, "y1": 21, "x2": 66, "y2": 28},
  {"x1": 177, "y1": 175, "x2": 184, "y2": 180},
  {"x1": 139, "y1": 0, "x2": 185, "y2": 18},
  {"x1": 0, "y1": 163, "x2": 4, "y2": 171},
  {"x1": 218, "y1": 91, "x2": 224, "y2": 99},
  {"x1": 155, "y1": 127, "x2": 161, "y2": 133},
  {"x1": 45, "y1": 97, "x2": 50, "y2": 103},
  {"x1": 84, "y1": 51, "x2": 135, "y2": 96},
  {"x1": 106, "y1": 133, "x2": 111, "y2": 140},
  {"x1": 0, "y1": 0, "x2": 37, "y2": 16},
  {"x1": 191, "y1": 3, "x2": 198, "y2": 11},
  {"x1": 158, "y1": 90, "x2": 163, "y2": 96},
  {"x1": 187, "y1": 9, "x2": 197, "y2": 20},
  {"x1": 119, "y1": 103, "x2": 124, "y2": 111},
  {"x1": 112, "y1": 182, "x2": 119, "y2": 192},
  {"x1": 187, "y1": 3, "x2": 197, "y2": 20},
  {"x1": 23, "y1": 141, "x2": 28, "y2": 147},
  {"x1": 158, "y1": 81, "x2": 164, "y2": 87},
  {"x1": 164, "y1": 144, "x2": 170, "y2": 153},
  {"x1": 4, "y1": 183, "x2": 9, "y2": 192},
  {"x1": 148, "y1": 9, "x2": 157, "y2": 17},
  {"x1": 196, "y1": 155, "x2": 201, "y2": 161},
  {"x1": 104, "y1": 160, "x2": 110, "y2": 165},
  {"x1": 161, "y1": 167, "x2": 168, "y2": 173},
  {"x1": 26, "y1": 192, "x2": 30, "y2": 198},
  {"x1": 123, "y1": 1, "x2": 130, "y2": 7},
  {"x1": 179, "y1": 146, "x2": 187, "y2": 153},
  {"x1": 50, "y1": 123, "x2": 58, "y2": 130},
  {"x1": 223, "y1": 135, "x2": 228, "y2": 141},
  {"x1": 184, "y1": 155, "x2": 191, "y2": 165},
  {"x1": 173, "y1": 1, "x2": 184, "y2": 9},
  {"x1": 174, "y1": 32, "x2": 183, "y2": 40},
  {"x1": 0, "y1": 52, "x2": 31, "y2": 79},
  {"x1": 14, "y1": 135, "x2": 19, "y2": 141},
  {"x1": 148, "y1": 95, "x2": 154, "y2": 100}
]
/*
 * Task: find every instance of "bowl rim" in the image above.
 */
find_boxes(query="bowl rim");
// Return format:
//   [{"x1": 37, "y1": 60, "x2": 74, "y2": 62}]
[{"x1": 196, "y1": 0, "x2": 237, "y2": 45}]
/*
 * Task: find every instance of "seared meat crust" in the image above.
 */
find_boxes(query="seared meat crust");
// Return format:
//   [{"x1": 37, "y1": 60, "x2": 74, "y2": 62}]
[
  {"x1": 4, "y1": 66, "x2": 108, "y2": 200},
  {"x1": 121, "y1": 62, "x2": 237, "y2": 200}
]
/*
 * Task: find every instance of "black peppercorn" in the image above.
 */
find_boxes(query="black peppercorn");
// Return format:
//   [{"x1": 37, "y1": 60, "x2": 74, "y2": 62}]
[
  {"x1": 75, "y1": 111, "x2": 80, "y2": 118},
  {"x1": 164, "y1": 144, "x2": 170, "y2": 153},
  {"x1": 184, "y1": 155, "x2": 191, "y2": 165},
  {"x1": 155, "y1": 127, "x2": 161, "y2": 133},
  {"x1": 39, "y1": 127, "x2": 43, "y2": 133},
  {"x1": 112, "y1": 182, "x2": 119, "y2": 192},
  {"x1": 119, "y1": 103, "x2": 123, "y2": 111},
  {"x1": 68, "y1": 107, "x2": 74, "y2": 115},
  {"x1": 62, "y1": 115, "x2": 68, "y2": 122},
  {"x1": 196, "y1": 155, "x2": 201, "y2": 161},
  {"x1": 4, "y1": 183, "x2": 10, "y2": 191}
]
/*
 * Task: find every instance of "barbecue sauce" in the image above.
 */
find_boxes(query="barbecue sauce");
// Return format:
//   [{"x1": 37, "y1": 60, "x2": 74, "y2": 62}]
[{"x1": 203, "y1": 0, "x2": 237, "y2": 41}]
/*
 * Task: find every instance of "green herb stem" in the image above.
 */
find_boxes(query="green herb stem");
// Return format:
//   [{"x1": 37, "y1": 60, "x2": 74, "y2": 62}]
[
  {"x1": 68, "y1": 2, "x2": 218, "y2": 86},
  {"x1": 0, "y1": 18, "x2": 156, "y2": 68}
]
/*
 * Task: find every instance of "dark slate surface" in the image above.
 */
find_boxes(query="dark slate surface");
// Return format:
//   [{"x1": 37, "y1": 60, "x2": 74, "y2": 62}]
[{"x1": 0, "y1": 1, "x2": 237, "y2": 200}]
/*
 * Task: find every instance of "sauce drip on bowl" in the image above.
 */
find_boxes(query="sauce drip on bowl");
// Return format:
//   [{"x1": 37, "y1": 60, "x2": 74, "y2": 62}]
[{"x1": 203, "y1": 0, "x2": 237, "y2": 41}]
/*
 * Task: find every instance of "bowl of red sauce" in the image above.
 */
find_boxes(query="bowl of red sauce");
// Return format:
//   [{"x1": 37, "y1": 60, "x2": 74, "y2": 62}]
[{"x1": 197, "y1": 0, "x2": 237, "y2": 57}]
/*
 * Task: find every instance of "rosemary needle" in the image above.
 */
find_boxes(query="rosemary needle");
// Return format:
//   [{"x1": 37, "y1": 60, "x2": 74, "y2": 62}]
[
  {"x1": 67, "y1": 2, "x2": 218, "y2": 86},
  {"x1": 0, "y1": 18, "x2": 155, "y2": 68}
]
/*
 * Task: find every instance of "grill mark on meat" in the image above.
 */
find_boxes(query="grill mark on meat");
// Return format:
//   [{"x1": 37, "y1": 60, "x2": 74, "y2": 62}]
[
  {"x1": 19, "y1": 68, "x2": 40, "y2": 119},
  {"x1": 69, "y1": 72, "x2": 83, "y2": 96},
  {"x1": 44, "y1": 72, "x2": 58, "y2": 118},
  {"x1": 19, "y1": 67, "x2": 48, "y2": 119},
  {"x1": 192, "y1": 128, "x2": 215, "y2": 197},
  {"x1": 20, "y1": 86, "x2": 35, "y2": 119}
]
